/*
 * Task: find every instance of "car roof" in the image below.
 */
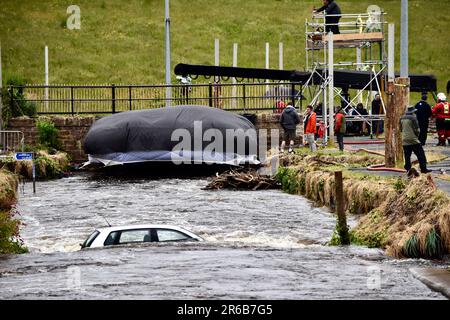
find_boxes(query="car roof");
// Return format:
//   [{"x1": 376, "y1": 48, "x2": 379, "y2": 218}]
[{"x1": 95, "y1": 224, "x2": 192, "y2": 233}]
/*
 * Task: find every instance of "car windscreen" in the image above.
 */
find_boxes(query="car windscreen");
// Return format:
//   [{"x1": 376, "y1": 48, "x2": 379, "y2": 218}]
[{"x1": 81, "y1": 230, "x2": 100, "y2": 248}]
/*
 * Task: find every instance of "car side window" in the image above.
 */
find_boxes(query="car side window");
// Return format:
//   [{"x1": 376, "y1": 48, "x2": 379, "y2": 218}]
[
  {"x1": 118, "y1": 229, "x2": 151, "y2": 244},
  {"x1": 104, "y1": 231, "x2": 120, "y2": 246},
  {"x1": 156, "y1": 229, "x2": 191, "y2": 242}
]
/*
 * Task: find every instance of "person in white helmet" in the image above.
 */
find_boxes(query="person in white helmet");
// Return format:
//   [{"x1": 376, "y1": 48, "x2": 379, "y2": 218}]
[{"x1": 432, "y1": 92, "x2": 450, "y2": 146}]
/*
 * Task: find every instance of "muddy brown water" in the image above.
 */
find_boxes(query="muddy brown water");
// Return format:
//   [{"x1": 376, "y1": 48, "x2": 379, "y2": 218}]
[{"x1": 0, "y1": 173, "x2": 447, "y2": 299}]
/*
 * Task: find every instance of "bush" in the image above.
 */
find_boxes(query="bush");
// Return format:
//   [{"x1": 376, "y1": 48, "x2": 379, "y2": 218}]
[
  {"x1": 36, "y1": 119, "x2": 60, "y2": 149},
  {"x1": 275, "y1": 167, "x2": 300, "y2": 194},
  {"x1": 0, "y1": 209, "x2": 28, "y2": 254},
  {"x1": 1, "y1": 76, "x2": 37, "y2": 125},
  {"x1": 0, "y1": 171, "x2": 27, "y2": 254}
]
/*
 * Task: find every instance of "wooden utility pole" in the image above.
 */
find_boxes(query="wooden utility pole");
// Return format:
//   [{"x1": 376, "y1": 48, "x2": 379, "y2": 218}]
[
  {"x1": 334, "y1": 171, "x2": 349, "y2": 245},
  {"x1": 385, "y1": 78, "x2": 407, "y2": 167}
]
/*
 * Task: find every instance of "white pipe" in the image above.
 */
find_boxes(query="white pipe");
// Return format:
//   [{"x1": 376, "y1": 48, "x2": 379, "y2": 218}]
[
  {"x1": 45, "y1": 45, "x2": 49, "y2": 85},
  {"x1": 356, "y1": 47, "x2": 363, "y2": 103},
  {"x1": 232, "y1": 43, "x2": 238, "y2": 71},
  {"x1": 214, "y1": 38, "x2": 219, "y2": 84},
  {"x1": 278, "y1": 42, "x2": 283, "y2": 70},
  {"x1": 214, "y1": 38, "x2": 220, "y2": 66},
  {"x1": 328, "y1": 32, "x2": 334, "y2": 140},
  {"x1": 232, "y1": 43, "x2": 238, "y2": 108},
  {"x1": 45, "y1": 45, "x2": 49, "y2": 111},
  {"x1": 388, "y1": 23, "x2": 395, "y2": 81},
  {"x1": 265, "y1": 42, "x2": 269, "y2": 91},
  {"x1": 165, "y1": 0, "x2": 172, "y2": 106},
  {"x1": 400, "y1": 0, "x2": 408, "y2": 77},
  {"x1": 323, "y1": 76, "x2": 328, "y2": 144}
]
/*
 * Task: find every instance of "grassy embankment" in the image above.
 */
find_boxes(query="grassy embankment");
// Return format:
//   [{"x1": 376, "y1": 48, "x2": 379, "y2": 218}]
[
  {"x1": 0, "y1": 0, "x2": 448, "y2": 101},
  {"x1": 0, "y1": 115, "x2": 70, "y2": 180},
  {"x1": 276, "y1": 148, "x2": 450, "y2": 259},
  {"x1": 0, "y1": 170, "x2": 27, "y2": 254}
]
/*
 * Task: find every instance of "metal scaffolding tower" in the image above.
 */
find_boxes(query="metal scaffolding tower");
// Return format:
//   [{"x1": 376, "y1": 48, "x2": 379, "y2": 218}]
[{"x1": 304, "y1": 11, "x2": 388, "y2": 144}]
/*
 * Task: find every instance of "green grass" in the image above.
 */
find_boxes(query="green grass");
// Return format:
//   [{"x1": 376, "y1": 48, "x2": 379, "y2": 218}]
[{"x1": 0, "y1": 0, "x2": 449, "y2": 99}]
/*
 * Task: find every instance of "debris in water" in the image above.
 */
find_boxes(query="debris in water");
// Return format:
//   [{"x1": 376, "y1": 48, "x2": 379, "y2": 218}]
[{"x1": 203, "y1": 170, "x2": 280, "y2": 191}]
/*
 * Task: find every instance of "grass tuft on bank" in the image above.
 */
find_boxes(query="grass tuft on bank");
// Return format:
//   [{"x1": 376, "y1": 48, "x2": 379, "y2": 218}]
[
  {"x1": 0, "y1": 170, "x2": 27, "y2": 254},
  {"x1": 276, "y1": 148, "x2": 450, "y2": 259}
]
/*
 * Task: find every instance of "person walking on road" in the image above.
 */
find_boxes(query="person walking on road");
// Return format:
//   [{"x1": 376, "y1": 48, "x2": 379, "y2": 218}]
[
  {"x1": 303, "y1": 105, "x2": 317, "y2": 152},
  {"x1": 279, "y1": 104, "x2": 300, "y2": 153},
  {"x1": 414, "y1": 93, "x2": 432, "y2": 146},
  {"x1": 400, "y1": 106, "x2": 432, "y2": 174}
]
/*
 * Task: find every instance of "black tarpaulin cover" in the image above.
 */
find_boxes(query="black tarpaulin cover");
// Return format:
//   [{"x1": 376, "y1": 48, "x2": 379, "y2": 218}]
[{"x1": 83, "y1": 106, "x2": 260, "y2": 167}]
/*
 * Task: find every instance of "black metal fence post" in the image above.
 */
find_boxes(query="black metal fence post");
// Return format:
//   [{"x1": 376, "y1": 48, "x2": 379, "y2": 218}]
[
  {"x1": 9, "y1": 86, "x2": 14, "y2": 112},
  {"x1": 185, "y1": 85, "x2": 189, "y2": 104},
  {"x1": 129, "y1": 86, "x2": 132, "y2": 111},
  {"x1": 111, "y1": 84, "x2": 116, "y2": 113},
  {"x1": 300, "y1": 83, "x2": 303, "y2": 112},
  {"x1": 208, "y1": 83, "x2": 213, "y2": 107},
  {"x1": 243, "y1": 84, "x2": 246, "y2": 110},
  {"x1": 291, "y1": 83, "x2": 296, "y2": 108},
  {"x1": 70, "y1": 86, "x2": 74, "y2": 115}
]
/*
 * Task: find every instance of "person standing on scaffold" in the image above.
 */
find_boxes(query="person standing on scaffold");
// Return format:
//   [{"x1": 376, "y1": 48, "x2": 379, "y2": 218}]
[{"x1": 313, "y1": 0, "x2": 342, "y2": 34}]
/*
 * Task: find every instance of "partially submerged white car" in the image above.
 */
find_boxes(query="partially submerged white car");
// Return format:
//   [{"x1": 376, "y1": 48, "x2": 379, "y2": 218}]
[{"x1": 81, "y1": 224, "x2": 204, "y2": 249}]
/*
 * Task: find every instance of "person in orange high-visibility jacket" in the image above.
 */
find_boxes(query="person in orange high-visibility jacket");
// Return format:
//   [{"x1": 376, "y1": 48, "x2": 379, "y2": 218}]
[
  {"x1": 304, "y1": 105, "x2": 317, "y2": 152},
  {"x1": 432, "y1": 93, "x2": 450, "y2": 146}
]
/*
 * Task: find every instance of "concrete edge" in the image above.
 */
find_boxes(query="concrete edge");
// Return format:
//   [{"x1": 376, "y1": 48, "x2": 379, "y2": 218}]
[{"x1": 410, "y1": 268, "x2": 450, "y2": 299}]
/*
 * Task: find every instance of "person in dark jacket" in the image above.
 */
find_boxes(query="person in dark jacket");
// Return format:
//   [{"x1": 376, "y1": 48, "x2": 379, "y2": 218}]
[
  {"x1": 314, "y1": 101, "x2": 323, "y2": 116},
  {"x1": 371, "y1": 93, "x2": 384, "y2": 135},
  {"x1": 414, "y1": 93, "x2": 432, "y2": 146},
  {"x1": 400, "y1": 106, "x2": 432, "y2": 174},
  {"x1": 313, "y1": 0, "x2": 342, "y2": 34},
  {"x1": 352, "y1": 103, "x2": 369, "y2": 135},
  {"x1": 280, "y1": 104, "x2": 300, "y2": 153}
]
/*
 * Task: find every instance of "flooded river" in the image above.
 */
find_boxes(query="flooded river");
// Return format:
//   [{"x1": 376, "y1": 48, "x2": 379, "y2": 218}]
[{"x1": 0, "y1": 173, "x2": 446, "y2": 299}]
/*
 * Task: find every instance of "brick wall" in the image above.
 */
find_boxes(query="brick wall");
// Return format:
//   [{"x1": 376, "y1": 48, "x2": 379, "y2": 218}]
[
  {"x1": 8, "y1": 116, "x2": 96, "y2": 163},
  {"x1": 254, "y1": 113, "x2": 304, "y2": 146},
  {"x1": 8, "y1": 113, "x2": 304, "y2": 164}
]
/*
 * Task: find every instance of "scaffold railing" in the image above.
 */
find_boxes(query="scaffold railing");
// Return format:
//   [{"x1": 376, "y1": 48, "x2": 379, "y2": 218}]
[{"x1": 305, "y1": 12, "x2": 388, "y2": 71}]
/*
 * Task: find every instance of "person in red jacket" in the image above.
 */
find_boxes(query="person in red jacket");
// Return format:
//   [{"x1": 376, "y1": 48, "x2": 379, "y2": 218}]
[
  {"x1": 274, "y1": 99, "x2": 286, "y2": 114},
  {"x1": 317, "y1": 120, "x2": 325, "y2": 137},
  {"x1": 304, "y1": 105, "x2": 317, "y2": 152},
  {"x1": 334, "y1": 107, "x2": 346, "y2": 151},
  {"x1": 432, "y1": 92, "x2": 450, "y2": 146}
]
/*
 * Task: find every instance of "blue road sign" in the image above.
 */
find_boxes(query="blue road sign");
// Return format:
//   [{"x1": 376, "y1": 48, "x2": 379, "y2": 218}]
[{"x1": 14, "y1": 152, "x2": 34, "y2": 161}]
